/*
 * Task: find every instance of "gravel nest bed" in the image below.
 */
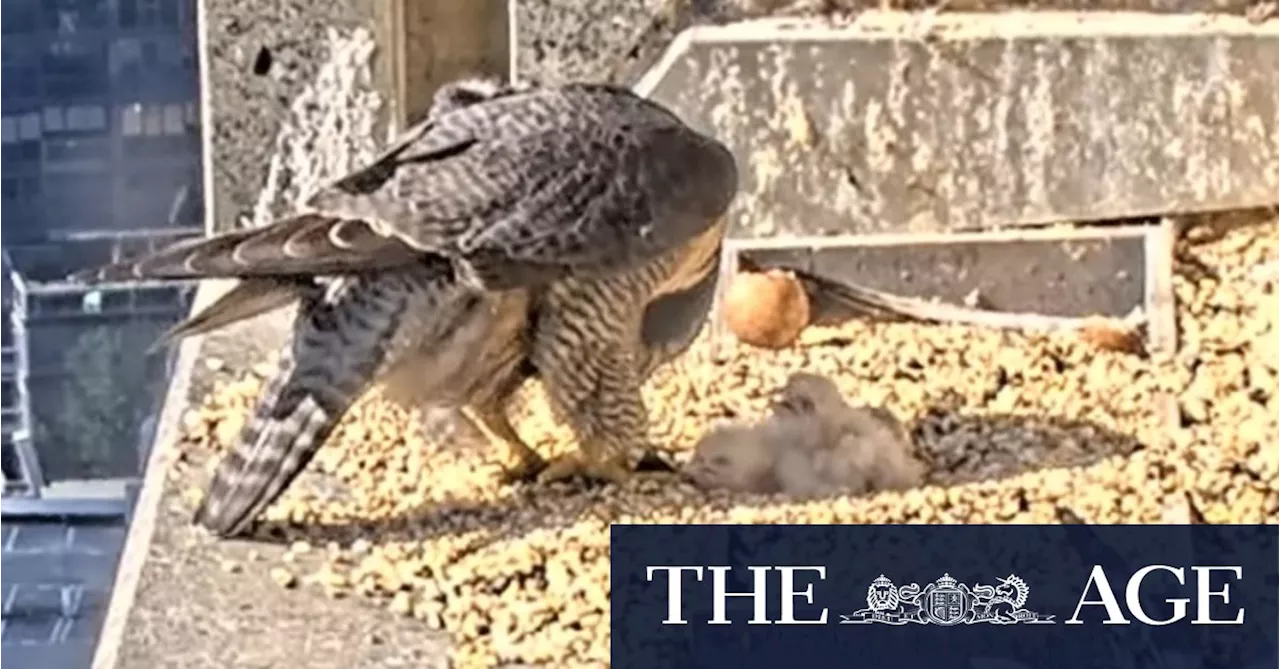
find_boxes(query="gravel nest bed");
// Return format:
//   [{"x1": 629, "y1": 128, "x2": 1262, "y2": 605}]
[{"x1": 174, "y1": 213, "x2": 1278, "y2": 667}]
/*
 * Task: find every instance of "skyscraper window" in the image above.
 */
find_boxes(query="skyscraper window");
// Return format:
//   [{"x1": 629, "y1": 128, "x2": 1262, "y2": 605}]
[
  {"x1": 18, "y1": 113, "x2": 41, "y2": 141},
  {"x1": 2, "y1": 117, "x2": 17, "y2": 144},
  {"x1": 43, "y1": 108, "x2": 65, "y2": 132},
  {"x1": 161, "y1": 103, "x2": 183, "y2": 135},
  {"x1": 119, "y1": 104, "x2": 141, "y2": 136},
  {"x1": 65, "y1": 105, "x2": 106, "y2": 131}
]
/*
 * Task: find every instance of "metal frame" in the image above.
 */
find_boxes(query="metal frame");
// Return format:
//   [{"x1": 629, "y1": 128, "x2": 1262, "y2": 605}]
[
  {"x1": 3, "y1": 253, "x2": 39, "y2": 497},
  {"x1": 1, "y1": 253, "x2": 193, "y2": 514},
  {"x1": 1, "y1": 495, "x2": 130, "y2": 519},
  {"x1": 43, "y1": 227, "x2": 204, "y2": 243}
]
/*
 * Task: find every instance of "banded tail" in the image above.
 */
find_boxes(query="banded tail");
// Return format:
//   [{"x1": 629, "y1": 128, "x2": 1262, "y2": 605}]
[{"x1": 193, "y1": 263, "x2": 450, "y2": 537}]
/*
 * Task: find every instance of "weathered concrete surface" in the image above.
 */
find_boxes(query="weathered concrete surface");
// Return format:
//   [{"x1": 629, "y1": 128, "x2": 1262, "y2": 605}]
[
  {"x1": 198, "y1": 0, "x2": 392, "y2": 235},
  {"x1": 514, "y1": 1, "x2": 1266, "y2": 86},
  {"x1": 514, "y1": 0, "x2": 675, "y2": 84},
  {"x1": 637, "y1": 12, "x2": 1279, "y2": 238},
  {"x1": 201, "y1": 0, "x2": 509, "y2": 236}
]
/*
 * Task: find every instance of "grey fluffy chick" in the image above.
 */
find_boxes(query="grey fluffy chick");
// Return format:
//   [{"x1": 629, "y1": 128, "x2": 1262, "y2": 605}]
[{"x1": 686, "y1": 372, "x2": 927, "y2": 498}]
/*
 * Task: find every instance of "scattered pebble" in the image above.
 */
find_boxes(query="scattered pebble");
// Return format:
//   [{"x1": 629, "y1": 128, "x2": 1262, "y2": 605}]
[{"x1": 270, "y1": 567, "x2": 298, "y2": 589}]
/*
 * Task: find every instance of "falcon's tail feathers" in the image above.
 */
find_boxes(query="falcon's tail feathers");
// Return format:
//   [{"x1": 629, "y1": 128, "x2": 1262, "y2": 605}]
[
  {"x1": 192, "y1": 267, "x2": 445, "y2": 537},
  {"x1": 145, "y1": 278, "x2": 315, "y2": 356},
  {"x1": 191, "y1": 354, "x2": 343, "y2": 538}
]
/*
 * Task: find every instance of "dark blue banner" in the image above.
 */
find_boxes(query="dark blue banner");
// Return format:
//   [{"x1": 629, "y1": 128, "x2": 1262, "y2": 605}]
[{"x1": 611, "y1": 524, "x2": 1278, "y2": 669}]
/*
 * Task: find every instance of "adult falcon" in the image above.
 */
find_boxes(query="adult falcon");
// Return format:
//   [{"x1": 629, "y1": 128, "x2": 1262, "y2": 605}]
[{"x1": 72, "y1": 78, "x2": 739, "y2": 538}]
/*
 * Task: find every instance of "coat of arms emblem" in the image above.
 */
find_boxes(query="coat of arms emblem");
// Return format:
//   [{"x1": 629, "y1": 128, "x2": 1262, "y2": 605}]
[{"x1": 840, "y1": 573, "x2": 1056, "y2": 626}]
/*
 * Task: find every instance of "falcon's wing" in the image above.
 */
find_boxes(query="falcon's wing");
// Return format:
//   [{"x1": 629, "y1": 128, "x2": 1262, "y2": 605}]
[
  {"x1": 73, "y1": 84, "x2": 738, "y2": 287},
  {"x1": 68, "y1": 213, "x2": 422, "y2": 282},
  {"x1": 309, "y1": 84, "x2": 740, "y2": 277},
  {"x1": 69, "y1": 79, "x2": 509, "y2": 285},
  {"x1": 639, "y1": 248, "x2": 721, "y2": 375}
]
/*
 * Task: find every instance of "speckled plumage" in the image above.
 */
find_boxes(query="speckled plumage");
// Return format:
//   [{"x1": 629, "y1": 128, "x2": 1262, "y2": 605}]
[{"x1": 73, "y1": 78, "x2": 739, "y2": 537}]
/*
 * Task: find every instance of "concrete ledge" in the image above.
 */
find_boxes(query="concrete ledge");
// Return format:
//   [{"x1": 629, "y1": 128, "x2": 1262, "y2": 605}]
[
  {"x1": 715, "y1": 224, "x2": 1175, "y2": 355},
  {"x1": 88, "y1": 281, "x2": 228, "y2": 669},
  {"x1": 637, "y1": 12, "x2": 1279, "y2": 237}
]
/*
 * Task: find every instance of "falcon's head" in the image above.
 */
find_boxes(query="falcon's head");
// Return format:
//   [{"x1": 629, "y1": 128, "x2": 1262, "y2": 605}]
[{"x1": 427, "y1": 76, "x2": 519, "y2": 118}]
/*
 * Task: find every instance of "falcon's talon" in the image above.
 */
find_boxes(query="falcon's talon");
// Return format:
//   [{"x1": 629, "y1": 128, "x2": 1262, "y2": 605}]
[
  {"x1": 498, "y1": 452, "x2": 549, "y2": 485},
  {"x1": 535, "y1": 454, "x2": 631, "y2": 486}
]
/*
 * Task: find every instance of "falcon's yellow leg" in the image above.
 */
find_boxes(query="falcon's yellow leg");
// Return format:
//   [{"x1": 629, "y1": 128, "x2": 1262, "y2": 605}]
[
  {"x1": 459, "y1": 404, "x2": 547, "y2": 483},
  {"x1": 527, "y1": 271, "x2": 673, "y2": 487},
  {"x1": 535, "y1": 443, "x2": 632, "y2": 486},
  {"x1": 535, "y1": 344, "x2": 645, "y2": 486}
]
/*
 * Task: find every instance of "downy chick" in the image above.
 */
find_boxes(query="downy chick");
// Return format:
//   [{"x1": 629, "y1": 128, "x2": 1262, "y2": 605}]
[
  {"x1": 684, "y1": 372, "x2": 927, "y2": 498},
  {"x1": 772, "y1": 372, "x2": 927, "y2": 495},
  {"x1": 684, "y1": 416, "x2": 821, "y2": 494}
]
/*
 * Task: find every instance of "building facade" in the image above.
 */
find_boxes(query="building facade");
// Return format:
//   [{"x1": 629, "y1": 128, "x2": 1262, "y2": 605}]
[
  {"x1": 2, "y1": 2, "x2": 204, "y2": 667},
  {"x1": 2, "y1": 0, "x2": 203, "y2": 279},
  {"x1": 2, "y1": 0, "x2": 203, "y2": 484}
]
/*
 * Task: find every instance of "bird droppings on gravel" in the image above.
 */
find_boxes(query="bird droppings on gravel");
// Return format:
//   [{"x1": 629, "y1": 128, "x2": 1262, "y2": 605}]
[{"x1": 173, "y1": 213, "x2": 1277, "y2": 668}]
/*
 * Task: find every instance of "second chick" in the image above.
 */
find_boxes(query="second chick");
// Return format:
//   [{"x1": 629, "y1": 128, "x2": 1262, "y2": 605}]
[{"x1": 685, "y1": 372, "x2": 928, "y2": 498}]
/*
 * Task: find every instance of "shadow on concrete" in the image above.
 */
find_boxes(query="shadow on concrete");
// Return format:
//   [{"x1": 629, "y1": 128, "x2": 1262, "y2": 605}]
[{"x1": 225, "y1": 406, "x2": 1147, "y2": 550}]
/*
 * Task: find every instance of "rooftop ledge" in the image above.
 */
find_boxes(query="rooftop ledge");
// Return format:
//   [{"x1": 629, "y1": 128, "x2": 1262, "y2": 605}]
[{"x1": 92, "y1": 5, "x2": 1278, "y2": 669}]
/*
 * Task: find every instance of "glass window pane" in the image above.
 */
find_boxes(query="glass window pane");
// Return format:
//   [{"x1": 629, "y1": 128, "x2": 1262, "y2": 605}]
[
  {"x1": 18, "y1": 113, "x2": 40, "y2": 140},
  {"x1": 88, "y1": 105, "x2": 106, "y2": 129},
  {"x1": 43, "y1": 107, "x2": 64, "y2": 132},
  {"x1": 74, "y1": 106, "x2": 96, "y2": 130},
  {"x1": 118, "y1": 0, "x2": 136, "y2": 27},
  {"x1": 159, "y1": 0, "x2": 178, "y2": 26},
  {"x1": 143, "y1": 106, "x2": 162, "y2": 135},
  {"x1": 120, "y1": 105, "x2": 142, "y2": 136},
  {"x1": 1, "y1": 117, "x2": 16, "y2": 144},
  {"x1": 162, "y1": 104, "x2": 183, "y2": 135},
  {"x1": 109, "y1": 38, "x2": 141, "y2": 75}
]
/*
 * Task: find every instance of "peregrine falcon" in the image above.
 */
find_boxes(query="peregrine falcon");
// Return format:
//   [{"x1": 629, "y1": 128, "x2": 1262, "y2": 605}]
[{"x1": 72, "y1": 78, "x2": 738, "y2": 537}]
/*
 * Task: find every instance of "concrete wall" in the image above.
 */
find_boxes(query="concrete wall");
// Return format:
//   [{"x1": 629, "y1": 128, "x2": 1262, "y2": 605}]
[
  {"x1": 513, "y1": 0, "x2": 1264, "y2": 86},
  {"x1": 638, "y1": 13, "x2": 1278, "y2": 237},
  {"x1": 200, "y1": 0, "x2": 509, "y2": 235}
]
